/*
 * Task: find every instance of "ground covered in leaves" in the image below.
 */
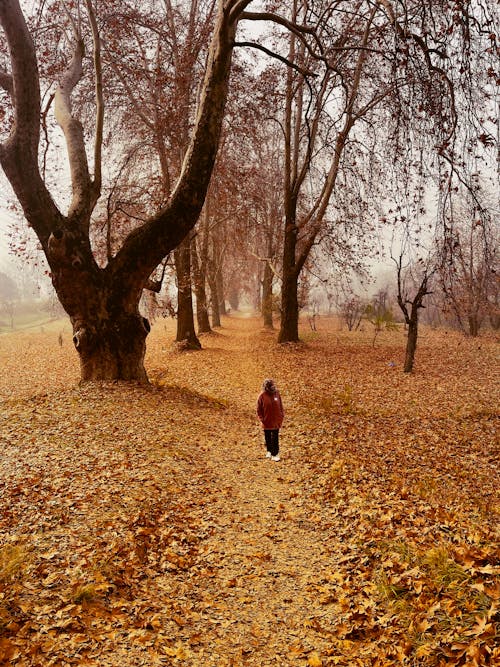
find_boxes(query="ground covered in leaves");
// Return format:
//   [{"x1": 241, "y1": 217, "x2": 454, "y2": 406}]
[{"x1": 0, "y1": 315, "x2": 498, "y2": 666}]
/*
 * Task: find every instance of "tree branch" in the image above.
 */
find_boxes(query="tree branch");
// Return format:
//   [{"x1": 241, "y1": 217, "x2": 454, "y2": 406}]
[
  {"x1": 54, "y1": 36, "x2": 92, "y2": 221},
  {"x1": 377, "y1": 0, "x2": 457, "y2": 152},
  {"x1": 233, "y1": 41, "x2": 317, "y2": 77},
  {"x1": 106, "y1": 58, "x2": 155, "y2": 131},
  {"x1": 41, "y1": 92, "x2": 55, "y2": 178},
  {"x1": 250, "y1": 251, "x2": 282, "y2": 280},
  {"x1": 84, "y1": 0, "x2": 103, "y2": 201},
  {"x1": 240, "y1": 11, "x2": 325, "y2": 62},
  {"x1": 144, "y1": 259, "x2": 169, "y2": 292},
  {"x1": 111, "y1": 1, "x2": 252, "y2": 298},
  {"x1": 0, "y1": 0, "x2": 63, "y2": 246}
]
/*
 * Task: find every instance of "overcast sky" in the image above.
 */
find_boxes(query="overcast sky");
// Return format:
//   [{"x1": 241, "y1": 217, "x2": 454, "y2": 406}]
[{"x1": 0, "y1": 216, "x2": 13, "y2": 267}]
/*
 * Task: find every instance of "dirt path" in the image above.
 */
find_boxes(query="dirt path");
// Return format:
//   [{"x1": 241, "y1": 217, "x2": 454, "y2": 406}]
[{"x1": 151, "y1": 317, "x2": 342, "y2": 664}]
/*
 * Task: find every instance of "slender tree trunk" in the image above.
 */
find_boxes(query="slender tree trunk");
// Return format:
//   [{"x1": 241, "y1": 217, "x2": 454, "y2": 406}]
[
  {"x1": 174, "y1": 238, "x2": 201, "y2": 349},
  {"x1": 278, "y1": 13, "x2": 301, "y2": 345},
  {"x1": 207, "y1": 260, "x2": 221, "y2": 327},
  {"x1": 397, "y1": 271, "x2": 432, "y2": 374},
  {"x1": 228, "y1": 285, "x2": 239, "y2": 311},
  {"x1": 404, "y1": 318, "x2": 418, "y2": 373},
  {"x1": 278, "y1": 210, "x2": 300, "y2": 342},
  {"x1": 191, "y1": 238, "x2": 211, "y2": 334},
  {"x1": 210, "y1": 287, "x2": 221, "y2": 327},
  {"x1": 255, "y1": 271, "x2": 262, "y2": 312},
  {"x1": 468, "y1": 313, "x2": 480, "y2": 337},
  {"x1": 217, "y1": 269, "x2": 226, "y2": 316},
  {"x1": 262, "y1": 260, "x2": 274, "y2": 328}
]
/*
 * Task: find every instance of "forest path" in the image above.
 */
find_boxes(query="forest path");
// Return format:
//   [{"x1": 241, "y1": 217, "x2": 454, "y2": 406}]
[{"x1": 150, "y1": 316, "x2": 337, "y2": 663}]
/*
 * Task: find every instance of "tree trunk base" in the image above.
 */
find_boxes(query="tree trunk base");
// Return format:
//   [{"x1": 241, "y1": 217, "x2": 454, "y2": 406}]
[
  {"x1": 73, "y1": 315, "x2": 150, "y2": 382},
  {"x1": 173, "y1": 337, "x2": 202, "y2": 352},
  {"x1": 277, "y1": 325, "x2": 299, "y2": 343}
]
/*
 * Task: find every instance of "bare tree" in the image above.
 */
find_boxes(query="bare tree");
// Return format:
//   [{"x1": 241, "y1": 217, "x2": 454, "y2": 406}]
[
  {"x1": 339, "y1": 295, "x2": 364, "y2": 332},
  {"x1": 439, "y1": 199, "x2": 498, "y2": 337},
  {"x1": 394, "y1": 248, "x2": 435, "y2": 373}
]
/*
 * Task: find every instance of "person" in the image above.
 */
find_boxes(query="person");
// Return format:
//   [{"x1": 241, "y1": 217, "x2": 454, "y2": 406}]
[{"x1": 256, "y1": 378, "x2": 285, "y2": 462}]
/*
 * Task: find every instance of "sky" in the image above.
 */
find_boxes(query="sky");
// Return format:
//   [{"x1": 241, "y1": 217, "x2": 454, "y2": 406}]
[
  {"x1": 0, "y1": 171, "x2": 15, "y2": 266},
  {"x1": 0, "y1": 214, "x2": 13, "y2": 268}
]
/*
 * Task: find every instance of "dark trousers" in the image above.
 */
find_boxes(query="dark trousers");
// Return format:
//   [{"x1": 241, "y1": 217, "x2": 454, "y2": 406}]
[{"x1": 264, "y1": 429, "x2": 279, "y2": 456}]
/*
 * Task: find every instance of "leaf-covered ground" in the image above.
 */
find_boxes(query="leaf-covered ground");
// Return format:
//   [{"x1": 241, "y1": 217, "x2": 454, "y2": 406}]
[{"x1": 0, "y1": 315, "x2": 498, "y2": 666}]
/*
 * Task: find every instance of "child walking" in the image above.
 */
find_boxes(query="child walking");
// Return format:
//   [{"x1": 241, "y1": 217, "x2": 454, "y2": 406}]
[{"x1": 257, "y1": 378, "x2": 285, "y2": 462}]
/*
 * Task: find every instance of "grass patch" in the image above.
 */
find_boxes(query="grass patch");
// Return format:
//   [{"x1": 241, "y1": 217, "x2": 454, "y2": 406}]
[
  {"x1": 422, "y1": 545, "x2": 469, "y2": 589},
  {"x1": 375, "y1": 570, "x2": 411, "y2": 601},
  {"x1": 0, "y1": 545, "x2": 28, "y2": 581},
  {"x1": 371, "y1": 537, "x2": 498, "y2": 663},
  {"x1": 72, "y1": 583, "x2": 97, "y2": 604},
  {"x1": 0, "y1": 544, "x2": 31, "y2": 631},
  {"x1": 317, "y1": 383, "x2": 359, "y2": 415}
]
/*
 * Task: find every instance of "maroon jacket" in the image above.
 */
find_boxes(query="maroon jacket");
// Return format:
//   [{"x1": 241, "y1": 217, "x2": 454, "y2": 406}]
[{"x1": 257, "y1": 390, "x2": 284, "y2": 429}]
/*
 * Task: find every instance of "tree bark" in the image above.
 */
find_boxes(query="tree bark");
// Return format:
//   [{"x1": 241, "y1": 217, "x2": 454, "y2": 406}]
[
  {"x1": 73, "y1": 311, "x2": 150, "y2": 382},
  {"x1": 174, "y1": 238, "x2": 201, "y2": 349},
  {"x1": 278, "y1": 199, "x2": 300, "y2": 342},
  {"x1": 468, "y1": 313, "x2": 480, "y2": 337},
  {"x1": 191, "y1": 238, "x2": 212, "y2": 334},
  {"x1": 262, "y1": 260, "x2": 274, "y2": 328},
  {"x1": 217, "y1": 269, "x2": 226, "y2": 316},
  {"x1": 47, "y1": 228, "x2": 150, "y2": 381},
  {"x1": 278, "y1": 272, "x2": 300, "y2": 342},
  {"x1": 208, "y1": 260, "x2": 221, "y2": 327},
  {"x1": 404, "y1": 318, "x2": 418, "y2": 373}
]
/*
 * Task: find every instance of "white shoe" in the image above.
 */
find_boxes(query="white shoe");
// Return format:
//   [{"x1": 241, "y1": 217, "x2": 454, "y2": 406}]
[
  {"x1": 265, "y1": 451, "x2": 272, "y2": 458},
  {"x1": 271, "y1": 455, "x2": 281, "y2": 462}
]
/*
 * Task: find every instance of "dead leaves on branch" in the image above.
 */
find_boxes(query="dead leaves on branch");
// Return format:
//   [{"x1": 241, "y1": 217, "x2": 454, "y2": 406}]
[{"x1": 0, "y1": 317, "x2": 498, "y2": 665}]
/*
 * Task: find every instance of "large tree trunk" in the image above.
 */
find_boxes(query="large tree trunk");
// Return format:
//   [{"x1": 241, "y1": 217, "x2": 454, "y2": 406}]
[
  {"x1": 47, "y1": 228, "x2": 150, "y2": 381},
  {"x1": 174, "y1": 238, "x2": 201, "y2": 349},
  {"x1": 73, "y1": 311, "x2": 150, "y2": 382}
]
